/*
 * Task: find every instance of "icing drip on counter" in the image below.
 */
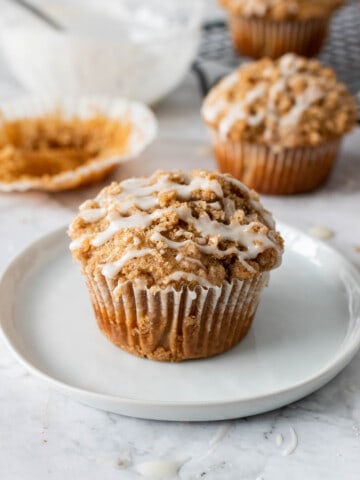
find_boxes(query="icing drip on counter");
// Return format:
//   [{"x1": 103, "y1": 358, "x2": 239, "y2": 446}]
[
  {"x1": 281, "y1": 426, "x2": 298, "y2": 456},
  {"x1": 135, "y1": 457, "x2": 190, "y2": 480}
]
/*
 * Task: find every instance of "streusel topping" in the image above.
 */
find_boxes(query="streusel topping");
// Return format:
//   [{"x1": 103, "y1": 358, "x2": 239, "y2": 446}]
[
  {"x1": 202, "y1": 54, "x2": 356, "y2": 149},
  {"x1": 219, "y1": 0, "x2": 345, "y2": 20},
  {"x1": 69, "y1": 170, "x2": 283, "y2": 290}
]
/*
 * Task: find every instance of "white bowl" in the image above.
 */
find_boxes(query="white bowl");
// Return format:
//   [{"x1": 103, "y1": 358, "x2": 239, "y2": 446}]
[{"x1": 1, "y1": 0, "x2": 203, "y2": 104}]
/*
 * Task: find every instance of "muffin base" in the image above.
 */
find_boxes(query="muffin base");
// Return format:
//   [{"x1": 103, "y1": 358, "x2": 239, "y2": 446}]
[
  {"x1": 228, "y1": 15, "x2": 329, "y2": 59},
  {"x1": 84, "y1": 270, "x2": 270, "y2": 362},
  {"x1": 212, "y1": 135, "x2": 341, "y2": 195}
]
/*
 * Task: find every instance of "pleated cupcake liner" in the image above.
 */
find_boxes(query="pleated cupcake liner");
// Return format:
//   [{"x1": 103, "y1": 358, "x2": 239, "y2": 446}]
[
  {"x1": 0, "y1": 96, "x2": 157, "y2": 192},
  {"x1": 228, "y1": 14, "x2": 329, "y2": 59},
  {"x1": 83, "y1": 265, "x2": 270, "y2": 362},
  {"x1": 211, "y1": 133, "x2": 342, "y2": 195}
]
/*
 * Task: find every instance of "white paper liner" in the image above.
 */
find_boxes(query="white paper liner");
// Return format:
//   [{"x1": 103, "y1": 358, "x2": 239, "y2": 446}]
[
  {"x1": 210, "y1": 130, "x2": 342, "y2": 194},
  {"x1": 84, "y1": 266, "x2": 270, "y2": 361},
  {"x1": 0, "y1": 95, "x2": 157, "y2": 192},
  {"x1": 229, "y1": 15, "x2": 329, "y2": 58}
]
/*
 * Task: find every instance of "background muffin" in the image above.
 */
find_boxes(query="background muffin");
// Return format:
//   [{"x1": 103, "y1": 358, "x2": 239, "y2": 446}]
[
  {"x1": 69, "y1": 170, "x2": 283, "y2": 362},
  {"x1": 219, "y1": 0, "x2": 345, "y2": 59},
  {"x1": 202, "y1": 54, "x2": 357, "y2": 194}
]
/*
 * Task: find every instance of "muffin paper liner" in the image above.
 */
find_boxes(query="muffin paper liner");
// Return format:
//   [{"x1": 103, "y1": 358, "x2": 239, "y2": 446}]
[
  {"x1": 228, "y1": 15, "x2": 329, "y2": 59},
  {"x1": 0, "y1": 96, "x2": 157, "y2": 192},
  {"x1": 211, "y1": 132, "x2": 342, "y2": 195},
  {"x1": 83, "y1": 265, "x2": 270, "y2": 362}
]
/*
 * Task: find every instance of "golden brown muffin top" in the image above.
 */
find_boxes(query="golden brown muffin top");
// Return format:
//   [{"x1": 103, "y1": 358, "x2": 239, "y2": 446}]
[
  {"x1": 219, "y1": 0, "x2": 345, "y2": 20},
  {"x1": 202, "y1": 54, "x2": 356, "y2": 149},
  {"x1": 69, "y1": 170, "x2": 283, "y2": 291}
]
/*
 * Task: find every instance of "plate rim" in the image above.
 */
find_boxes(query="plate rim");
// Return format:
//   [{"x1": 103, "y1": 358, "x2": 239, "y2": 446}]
[{"x1": 1, "y1": 222, "x2": 360, "y2": 411}]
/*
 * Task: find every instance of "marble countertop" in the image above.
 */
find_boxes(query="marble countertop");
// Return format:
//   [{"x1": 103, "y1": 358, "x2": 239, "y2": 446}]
[{"x1": 0, "y1": 37, "x2": 360, "y2": 480}]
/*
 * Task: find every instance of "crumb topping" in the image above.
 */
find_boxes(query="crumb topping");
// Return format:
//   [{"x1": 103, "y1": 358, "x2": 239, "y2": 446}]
[
  {"x1": 219, "y1": 0, "x2": 345, "y2": 20},
  {"x1": 202, "y1": 54, "x2": 356, "y2": 149},
  {"x1": 69, "y1": 170, "x2": 284, "y2": 290},
  {"x1": 0, "y1": 113, "x2": 131, "y2": 183}
]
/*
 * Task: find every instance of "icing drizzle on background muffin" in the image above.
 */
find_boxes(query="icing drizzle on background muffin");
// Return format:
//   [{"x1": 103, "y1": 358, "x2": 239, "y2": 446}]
[{"x1": 202, "y1": 54, "x2": 356, "y2": 149}]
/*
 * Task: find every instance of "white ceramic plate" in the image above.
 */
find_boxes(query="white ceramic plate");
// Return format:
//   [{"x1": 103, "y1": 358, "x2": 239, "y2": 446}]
[{"x1": 1, "y1": 223, "x2": 360, "y2": 422}]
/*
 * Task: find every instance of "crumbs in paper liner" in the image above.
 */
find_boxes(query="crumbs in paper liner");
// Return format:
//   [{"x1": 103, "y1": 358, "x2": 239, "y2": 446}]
[{"x1": 0, "y1": 97, "x2": 157, "y2": 192}]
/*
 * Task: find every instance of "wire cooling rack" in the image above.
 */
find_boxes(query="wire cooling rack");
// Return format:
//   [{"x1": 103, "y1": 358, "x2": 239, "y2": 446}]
[{"x1": 193, "y1": 0, "x2": 360, "y2": 110}]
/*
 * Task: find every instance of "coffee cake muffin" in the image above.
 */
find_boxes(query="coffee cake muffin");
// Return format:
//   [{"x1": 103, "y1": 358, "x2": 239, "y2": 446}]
[
  {"x1": 69, "y1": 170, "x2": 284, "y2": 362},
  {"x1": 219, "y1": 0, "x2": 345, "y2": 58},
  {"x1": 202, "y1": 54, "x2": 357, "y2": 194}
]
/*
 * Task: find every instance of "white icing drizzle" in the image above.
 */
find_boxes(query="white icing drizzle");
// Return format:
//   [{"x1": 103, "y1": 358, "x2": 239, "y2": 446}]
[
  {"x1": 279, "y1": 53, "x2": 301, "y2": 75},
  {"x1": 135, "y1": 457, "x2": 190, "y2": 480},
  {"x1": 209, "y1": 201, "x2": 221, "y2": 210},
  {"x1": 230, "y1": 0, "x2": 299, "y2": 19},
  {"x1": 101, "y1": 248, "x2": 153, "y2": 278},
  {"x1": 70, "y1": 171, "x2": 282, "y2": 282},
  {"x1": 280, "y1": 84, "x2": 324, "y2": 127},
  {"x1": 115, "y1": 174, "x2": 224, "y2": 201},
  {"x1": 281, "y1": 427, "x2": 298, "y2": 456},
  {"x1": 69, "y1": 234, "x2": 88, "y2": 251},
  {"x1": 219, "y1": 105, "x2": 247, "y2": 139},
  {"x1": 247, "y1": 110, "x2": 265, "y2": 127},
  {"x1": 209, "y1": 422, "x2": 232, "y2": 446},
  {"x1": 275, "y1": 433, "x2": 284, "y2": 447},
  {"x1": 115, "y1": 196, "x2": 159, "y2": 214},
  {"x1": 202, "y1": 98, "x2": 228, "y2": 123},
  {"x1": 218, "y1": 83, "x2": 267, "y2": 139},
  {"x1": 220, "y1": 71, "x2": 239, "y2": 89},
  {"x1": 91, "y1": 211, "x2": 155, "y2": 247},
  {"x1": 150, "y1": 230, "x2": 257, "y2": 274},
  {"x1": 201, "y1": 72, "x2": 238, "y2": 122},
  {"x1": 203, "y1": 53, "x2": 326, "y2": 140},
  {"x1": 223, "y1": 197, "x2": 236, "y2": 221},
  {"x1": 193, "y1": 200, "x2": 222, "y2": 210},
  {"x1": 183, "y1": 256, "x2": 205, "y2": 269},
  {"x1": 79, "y1": 175, "x2": 223, "y2": 226},
  {"x1": 176, "y1": 206, "x2": 273, "y2": 255},
  {"x1": 150, "y1": 231, "x2": 190, "y2": 249},
  {"x1": 79, "y1": 208, "x2": 106, "y2": 223}
]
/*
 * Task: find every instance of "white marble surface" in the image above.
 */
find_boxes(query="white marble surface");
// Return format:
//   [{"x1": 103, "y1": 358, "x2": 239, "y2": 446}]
[{"x1": 0, "y1": 18, "x2": 360, "y2": 480}]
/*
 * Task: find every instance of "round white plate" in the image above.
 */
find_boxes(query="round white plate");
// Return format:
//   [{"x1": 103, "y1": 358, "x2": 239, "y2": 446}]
[{"x1": 1, "y1": 223, "x2": 360, "y2": 421}]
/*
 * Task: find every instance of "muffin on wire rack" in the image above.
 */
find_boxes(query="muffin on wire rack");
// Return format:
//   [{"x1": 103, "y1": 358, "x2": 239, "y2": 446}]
[
  {"x1": 202, "y1": 53, "x2": 357, "y2": 195},
  {"x1": 219, "y1": 0, "x2": 345, "y2": 59},
  {"x1": 69, "y1": 170, "x2": 284, "y2": 362}
]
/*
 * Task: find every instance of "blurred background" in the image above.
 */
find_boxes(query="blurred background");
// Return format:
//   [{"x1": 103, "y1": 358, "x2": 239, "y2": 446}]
[{"x1": 0, "y1": 0, "x2": 358, "y2": 109}]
